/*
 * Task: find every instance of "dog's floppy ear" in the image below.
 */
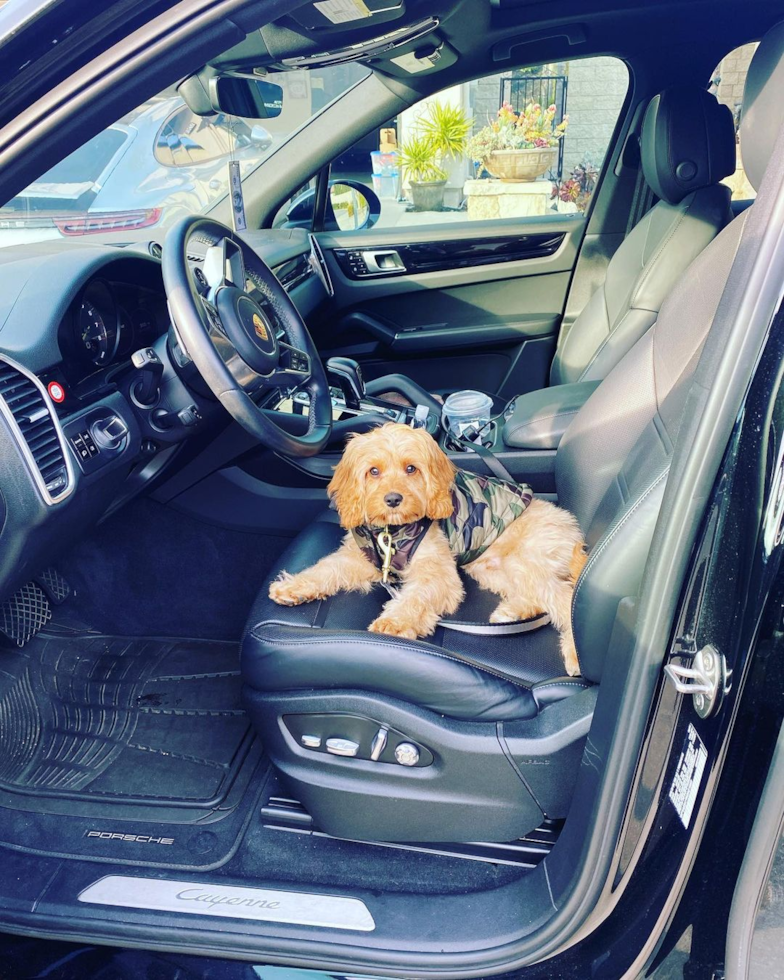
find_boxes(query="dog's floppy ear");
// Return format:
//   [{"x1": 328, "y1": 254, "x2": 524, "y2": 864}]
[
  {"x1": 422, "y1": 431, "x2": 456, "y2": 520},
  {"x1": 327, "y1": 437, "x2": 366, "y2": 528}
]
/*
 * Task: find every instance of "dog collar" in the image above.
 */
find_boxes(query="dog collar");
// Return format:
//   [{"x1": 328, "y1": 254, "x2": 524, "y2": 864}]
[
  {"x1": 350, "y1": 472, "x2": 534, "y2": 579},
  {"x1": 351, "y1": 520, "x2": 432, "y2": 583}
]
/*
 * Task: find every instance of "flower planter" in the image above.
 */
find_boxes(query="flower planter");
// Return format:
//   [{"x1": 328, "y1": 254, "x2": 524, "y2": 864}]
[
  {"x1": 409, "y1": 179, "x2": 447, "y2": 211},
  {"x1": 483, "y1": 148, "x2": 557, "y2": 182}
]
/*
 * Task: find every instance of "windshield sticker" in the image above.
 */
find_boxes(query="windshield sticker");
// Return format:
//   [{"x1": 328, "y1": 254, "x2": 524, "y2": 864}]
[
  {"x1": 669, "y1": 722, "x2": 708, "y2": 829},
  {"x1": 229, "y1": 160, "x2": 247, "y2": 233},
  {"x1": 313, "y1": 0, "x2": 371, "y2": 24}
]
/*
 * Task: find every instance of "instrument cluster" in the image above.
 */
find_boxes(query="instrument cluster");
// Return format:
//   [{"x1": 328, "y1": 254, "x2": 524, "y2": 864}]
[{"x1": 62, "y1": 276, "x2": 165, "y2": 381}]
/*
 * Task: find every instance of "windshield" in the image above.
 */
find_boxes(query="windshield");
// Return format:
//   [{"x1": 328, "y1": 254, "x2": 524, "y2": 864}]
[{"x1": 0, "y1": 62, "x2": 369, "y2": 248}]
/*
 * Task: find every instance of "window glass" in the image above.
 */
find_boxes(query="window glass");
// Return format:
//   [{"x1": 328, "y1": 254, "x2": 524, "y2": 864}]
[
  {"x1": 326, "y1": 57, "x2": 628, "y2": 231},
  {"x1": 155, "y1": 107, "x2": 233, "y2": 166},
  {"x1": 710, "y1": 42, "x2": 759, "y2": 202},
  {"x1": 0, "y1": 62, "x2": 369, "y2": 247}
]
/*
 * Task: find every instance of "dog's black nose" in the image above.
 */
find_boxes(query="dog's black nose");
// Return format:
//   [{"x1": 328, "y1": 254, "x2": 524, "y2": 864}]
[{"x1": 384, "y1": 492, "x2": 403, "y2": 508}]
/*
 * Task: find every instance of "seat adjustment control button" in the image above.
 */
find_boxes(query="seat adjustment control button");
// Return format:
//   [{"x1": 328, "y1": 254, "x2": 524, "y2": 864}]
[
  {"x1": 301, "y1": 734, "x2": 321, "y2": 749},
  {"x1": 394, "y1": 742, "x2": 420, "y2": 767},
  {"x1": 370, "y1": 727, "x2": 388, "y2": 762},
  {"x1": 325, "y1": 737, "x2": 359, "y2": 758}
]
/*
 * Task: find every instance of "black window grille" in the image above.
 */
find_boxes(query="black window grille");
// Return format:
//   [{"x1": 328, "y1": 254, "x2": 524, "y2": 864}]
[{"x1": 499, "y1": 75, "x2": 568, "y2": 182}]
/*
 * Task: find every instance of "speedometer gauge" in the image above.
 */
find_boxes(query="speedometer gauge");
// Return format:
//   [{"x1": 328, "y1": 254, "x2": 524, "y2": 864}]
[{"x1": 76, "y1": 281, "x2": 119, "y2": 366}]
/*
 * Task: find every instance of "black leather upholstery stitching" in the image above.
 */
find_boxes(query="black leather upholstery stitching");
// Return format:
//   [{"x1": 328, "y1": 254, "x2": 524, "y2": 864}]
[
  {"x1": 249, "y1": 623, "x2": 533, "y2": 689},
  {"x1": 533, "y1": 679, "x2": 590, "y2": 693}
]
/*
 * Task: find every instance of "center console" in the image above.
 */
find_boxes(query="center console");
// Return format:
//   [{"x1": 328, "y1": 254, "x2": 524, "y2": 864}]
[{"x1": 272, "y1": 356, "x2": 442, "y2": 440}]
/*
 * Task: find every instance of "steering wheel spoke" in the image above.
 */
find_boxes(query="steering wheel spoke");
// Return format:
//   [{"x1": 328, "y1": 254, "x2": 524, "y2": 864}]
[
  {"x1": 264, "y1": 342, "x2": 312, "y2": 387},
  {"x1": 163, "y1": 216, "x2": 332, "y2": 457}
]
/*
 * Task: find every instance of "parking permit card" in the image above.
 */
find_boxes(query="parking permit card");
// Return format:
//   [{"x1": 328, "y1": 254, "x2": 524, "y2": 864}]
[
  {"x1": 313, "y1": 0, "x2": 371, "y2": 24},
  {"x1": 229, "y1": 160, "x2": 247, "y2": 233},
  {"x1": 669, "y1": 723, "x2": 708, "y2": 829}
]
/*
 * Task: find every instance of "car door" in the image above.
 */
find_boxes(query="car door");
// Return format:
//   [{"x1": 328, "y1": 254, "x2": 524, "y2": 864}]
[{"x1": 292, "y1": 58, "x2": 630, "y2": 403}]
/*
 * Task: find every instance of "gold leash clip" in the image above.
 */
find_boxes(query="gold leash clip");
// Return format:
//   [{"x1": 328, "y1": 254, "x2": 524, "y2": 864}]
[{"x1": 377, "y1": 526, "x2": 395, "y2": 584}]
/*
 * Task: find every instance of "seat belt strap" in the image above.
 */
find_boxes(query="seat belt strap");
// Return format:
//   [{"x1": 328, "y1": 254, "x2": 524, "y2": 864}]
[
  {"x1": 437, "y1": 613, "x2": 551, "y2": 635},
  {"x1": 379, "y1": 578, "x2": 551, "y2": 635},
  {"x1": 457, "y1": 438, "x2": 516, "y2": 483}
]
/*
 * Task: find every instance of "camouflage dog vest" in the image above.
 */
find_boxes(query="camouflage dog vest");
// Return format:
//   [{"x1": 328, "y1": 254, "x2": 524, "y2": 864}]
[{"x1": 351, "y1": 471, "x2": 533, "y2": 581}]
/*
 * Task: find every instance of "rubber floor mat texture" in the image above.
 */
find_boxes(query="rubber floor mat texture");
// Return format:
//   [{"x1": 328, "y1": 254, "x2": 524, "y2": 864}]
[{"x1": 0, "y1": 634, "x2": 249, "y2": 805}]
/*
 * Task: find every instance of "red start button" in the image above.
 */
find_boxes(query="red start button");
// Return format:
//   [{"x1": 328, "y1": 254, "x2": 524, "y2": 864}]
[{"x1": 47, "y1": 381, "x2": 66, "y2": 404}]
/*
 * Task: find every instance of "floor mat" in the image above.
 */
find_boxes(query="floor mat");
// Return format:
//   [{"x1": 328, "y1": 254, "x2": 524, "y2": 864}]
[
  {"x1": 0, "y1": 632, "x2": 267, "y2": 870},
  {"x1": 0, "y1": 633, "x2": 251, "y2": 805},
  {"x1": 52, "y1": 497, "x2": 291, "y2": 640}
]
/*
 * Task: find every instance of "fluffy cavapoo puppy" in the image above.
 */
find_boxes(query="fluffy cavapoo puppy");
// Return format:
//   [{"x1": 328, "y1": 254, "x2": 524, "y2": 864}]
[{"x1": 269, "y1": 423, "x2": 587, "y2": 675}]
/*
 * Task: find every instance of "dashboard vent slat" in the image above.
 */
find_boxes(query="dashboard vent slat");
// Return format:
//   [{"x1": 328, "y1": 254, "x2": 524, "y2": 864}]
[{"x1": 0, "y1": 358, "x2": 72, "y2": 503}]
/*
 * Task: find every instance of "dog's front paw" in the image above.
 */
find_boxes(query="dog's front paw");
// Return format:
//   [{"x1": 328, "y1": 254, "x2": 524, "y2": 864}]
[
  {"x1": 560, "y1": 639, "x2": 581, "y2": 677},
  {"x1": 269, "y1": 574, "x2": 322, "y2": 606},
  {"x1": 368, "y1": 615, "x2": 420, "y2": 640}
]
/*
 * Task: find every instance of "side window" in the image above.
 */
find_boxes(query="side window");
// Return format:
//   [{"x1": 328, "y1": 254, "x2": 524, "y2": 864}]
[
  {"x1": 710, "y1": 42, "x2": 759, "y2": 203},
  {"x1": 321, "y1": 57, "x2": 628, "y2": 232},
  {"x1": 155, "y1": 106, "x2": 233, "y2": 167}
]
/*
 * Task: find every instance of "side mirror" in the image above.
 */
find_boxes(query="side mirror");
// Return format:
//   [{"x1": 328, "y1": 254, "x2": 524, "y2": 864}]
[
  {"x1": 250, "y1": 125, "x2": 273, "y2": 150},
  {"x1": 284, "y1": 179, "x2": 381, "y2": 231}
]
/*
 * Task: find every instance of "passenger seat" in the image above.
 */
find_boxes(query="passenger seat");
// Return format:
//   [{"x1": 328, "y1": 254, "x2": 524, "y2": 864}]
[
  {"x1": 503, "y1": 83, "x2": 736, "y2": 450},
  {"x1": 550, "y1": 84, "x2": 736, "y2": 386}
]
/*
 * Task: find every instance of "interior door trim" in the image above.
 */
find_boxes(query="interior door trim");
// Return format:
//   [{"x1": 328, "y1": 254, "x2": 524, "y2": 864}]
[{"x1": 333, "y1": 232, "x2": 565, "y2": 280}]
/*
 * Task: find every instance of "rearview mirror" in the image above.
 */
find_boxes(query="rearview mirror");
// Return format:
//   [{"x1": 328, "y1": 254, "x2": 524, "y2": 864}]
[
  {"x1": 179, "y1": 71, "x2": 283, "y2": 119},
  {"x1": 210, "y1": 77, "x2": 283, "y2": 118}
]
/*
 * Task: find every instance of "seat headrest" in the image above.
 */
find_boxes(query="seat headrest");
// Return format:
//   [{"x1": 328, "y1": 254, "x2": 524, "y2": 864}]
[
  {"x1": 640, "y1": 85, "x2": 735, "y2": 205},
  {"x1": 740, "y1": 21, "x2": 784, "y2": 192}
]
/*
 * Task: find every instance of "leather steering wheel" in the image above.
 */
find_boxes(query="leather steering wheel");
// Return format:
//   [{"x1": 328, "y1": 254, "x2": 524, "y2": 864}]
[{"x1": 162, "y1": 216, "x2": 332, "y2": 457}]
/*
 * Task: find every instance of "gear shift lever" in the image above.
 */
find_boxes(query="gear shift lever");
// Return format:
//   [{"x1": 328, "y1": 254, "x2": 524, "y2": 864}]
[{"x1": 326, "y1": 356, "x2": 365, "y2": 410}]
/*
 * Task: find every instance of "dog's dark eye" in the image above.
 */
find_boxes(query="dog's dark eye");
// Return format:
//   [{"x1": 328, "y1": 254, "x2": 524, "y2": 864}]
[
  {"x1": 405, "y1": 465, "x2": 417, "y2": 474},
  {"x1": 369, "y1": 467, "x2": 380, "y2": 477}
]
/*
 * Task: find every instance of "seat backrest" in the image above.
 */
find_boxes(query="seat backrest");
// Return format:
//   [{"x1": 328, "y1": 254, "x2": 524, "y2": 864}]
[
  {"x1": 550, "y1": 85, "x2": 736, "y2": 387},
  {"x1": 555, "y1": 25, "x2": 784, "y2": 683}
]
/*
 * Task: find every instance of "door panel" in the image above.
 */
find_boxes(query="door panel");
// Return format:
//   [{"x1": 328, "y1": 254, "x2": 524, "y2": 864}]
[{"x1": 313, "y1": 215, "x2": 585, "y2": 400}]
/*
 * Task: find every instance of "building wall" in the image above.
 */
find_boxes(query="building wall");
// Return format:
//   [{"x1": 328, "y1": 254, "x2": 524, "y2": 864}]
[
  {"x1": 559, "y1": 57, "x2": 629, "y2": 176},
  {"x1": 714, "y1": 42, "x2": 758, "y2": 117}
]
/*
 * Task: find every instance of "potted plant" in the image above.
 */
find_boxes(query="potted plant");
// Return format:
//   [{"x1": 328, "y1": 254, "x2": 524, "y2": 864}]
[
  {"x1": 468, "y1": 101, "x2": 568, "y2": 182},
  {"x1": 552, "y1": 157, "x2": 599, "y2": 212},
  {"x1": 400, "y1": 101, "x2": 470, "y2": 211}
]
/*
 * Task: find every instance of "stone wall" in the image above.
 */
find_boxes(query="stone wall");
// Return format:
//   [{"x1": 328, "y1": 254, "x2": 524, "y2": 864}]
[
  {"x1": 714, "y1": 42, "x2": 758, "y2": 118},
  {"x1": 559, "y1": 58, "x2": 628, "y2": 177}
]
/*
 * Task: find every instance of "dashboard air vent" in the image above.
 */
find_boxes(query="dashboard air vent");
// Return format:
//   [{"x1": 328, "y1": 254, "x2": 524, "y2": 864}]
[
  {"x1": 148, "y1": 242, "x2": 163, "y2": 260},
  {"x1": 0, "y1": 358, "x2": 73, "y2": 504}
]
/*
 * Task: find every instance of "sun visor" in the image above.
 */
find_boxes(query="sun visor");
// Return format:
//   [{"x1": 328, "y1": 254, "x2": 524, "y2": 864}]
[
  {"x1": 289, "y1": 0, "x2": 407, "y2": 33},
  {"x1": 259, "y1": 16, "x2": 440, "y2": 70},
  {"x1": 373, "y1": 38, "x2": 457, "y2": 76}
]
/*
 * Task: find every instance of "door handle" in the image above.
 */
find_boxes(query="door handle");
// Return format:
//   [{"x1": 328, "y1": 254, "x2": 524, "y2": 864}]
[{"x1": 360, "y1": 249, "x2": 406, "y2": 274}]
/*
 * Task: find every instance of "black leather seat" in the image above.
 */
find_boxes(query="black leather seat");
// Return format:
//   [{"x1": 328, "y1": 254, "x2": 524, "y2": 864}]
[
  {"x1": 241, "y1": 29, "x2": 784, "y2": 844},
  {"x1": 373, "y1": 84, "x2": 735, "y2": 419},
  {"x1": 243, "y1": 510, "x2": 587, "y2": 722}
]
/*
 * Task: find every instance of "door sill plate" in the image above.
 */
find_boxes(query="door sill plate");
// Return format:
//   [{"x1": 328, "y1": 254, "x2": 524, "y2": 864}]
[{"x1": 78, "y1": 875, "x2": 375, "y2": 931}]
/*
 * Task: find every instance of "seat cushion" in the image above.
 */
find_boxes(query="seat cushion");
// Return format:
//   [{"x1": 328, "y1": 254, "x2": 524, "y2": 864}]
[{"x1": 241, "y1": 512, "x2": 578, "y2": 721}]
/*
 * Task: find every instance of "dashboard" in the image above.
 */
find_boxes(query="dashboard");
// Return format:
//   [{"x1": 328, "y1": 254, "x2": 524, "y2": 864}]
[{"x1": 0, "y1": 227, "x2": 327, "y2": 607}]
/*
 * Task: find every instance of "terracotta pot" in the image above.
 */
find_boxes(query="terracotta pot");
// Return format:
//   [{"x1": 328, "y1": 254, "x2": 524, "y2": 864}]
[
  {"x1": 483, "y1": 148, "x2": 557, "y2": 182},
  {"x1": 409, "y1": 179, "x2": 447, "y2": 211}
]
